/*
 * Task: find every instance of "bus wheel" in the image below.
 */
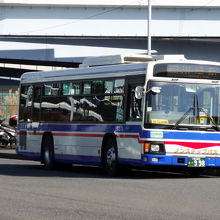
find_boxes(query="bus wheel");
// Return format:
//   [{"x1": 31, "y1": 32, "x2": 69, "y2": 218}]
[
  {"x1": 42, "y1": 135, "x2": 55, "y2": 170},
  {"x1": 103, "y1": 138, "x2": 119, "y2": 176}
]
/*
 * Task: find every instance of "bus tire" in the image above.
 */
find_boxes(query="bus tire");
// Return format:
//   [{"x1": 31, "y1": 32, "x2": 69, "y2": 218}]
[
  {"x1": 42, "y1": 135, "x2": 55, "y2": 170},
  {"x1": 103, "y1": 138, "x2": 119, "y2": 176}
]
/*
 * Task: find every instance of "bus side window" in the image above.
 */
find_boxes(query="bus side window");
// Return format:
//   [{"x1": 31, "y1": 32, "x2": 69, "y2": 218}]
[
  {"x1": 32, "y1": 86, "x2": 41, "y2": 122},
  {"x1": 19, "y1": 85, "x2": 33, "y2": 122}
]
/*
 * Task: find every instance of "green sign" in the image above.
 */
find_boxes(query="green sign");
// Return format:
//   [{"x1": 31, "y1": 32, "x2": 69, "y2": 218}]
[{"x1": 188, "y1": 157, "x2": 206, "y2": 167}]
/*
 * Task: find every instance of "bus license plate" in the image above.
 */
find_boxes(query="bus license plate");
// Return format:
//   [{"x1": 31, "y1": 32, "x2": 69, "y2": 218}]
[{"x1": 188, "y1": 157, "x2": 206, "y2": 167}]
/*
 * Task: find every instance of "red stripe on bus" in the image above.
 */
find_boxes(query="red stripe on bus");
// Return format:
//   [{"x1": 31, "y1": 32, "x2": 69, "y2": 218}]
[
  {"x1": 165, "y1": 141, "x2": 220, "y2": 149},
  {"x1": 17, "y1": 131, "x2": 143, "y2": 143},
  {"x1": 116, "y1": 134, "x2": 139, "y2": 139}
]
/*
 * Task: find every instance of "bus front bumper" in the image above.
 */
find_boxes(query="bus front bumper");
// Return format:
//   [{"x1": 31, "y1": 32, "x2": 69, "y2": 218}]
[{"x1": 141, "y1": 154, "x2": 220, "y2": 167}]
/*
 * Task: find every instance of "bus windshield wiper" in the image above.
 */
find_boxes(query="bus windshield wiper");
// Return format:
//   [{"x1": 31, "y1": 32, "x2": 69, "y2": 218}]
[
  {"x1": 173, "y1": 107, "x2": 194, "y2": 130},
  {"x1": 173, "y1": 94, "x2": 198, "y2": 129},
  {"x1": 173, "y1": 94, "x2": 219, "y2": 131},
  {"x1": 173, "y1": 107, "x2": 219, "y2": 131}
]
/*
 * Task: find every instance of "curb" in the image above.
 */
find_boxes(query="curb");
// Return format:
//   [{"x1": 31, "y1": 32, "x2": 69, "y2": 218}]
[
  {"x1": 0, "y1": 148, "x2": 28, "y2": 160},
  {"x1": 0, "y1": 153, "x2": 21, "y2": 160}
]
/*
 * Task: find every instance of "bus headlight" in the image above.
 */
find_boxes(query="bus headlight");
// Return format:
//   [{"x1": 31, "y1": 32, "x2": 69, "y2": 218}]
[
  {"x1": 151, "y1": 144, "x2": 160, "y2": 152},
  {"x1": 143, "y1": 142, "x2": 165, "y2": 154}
]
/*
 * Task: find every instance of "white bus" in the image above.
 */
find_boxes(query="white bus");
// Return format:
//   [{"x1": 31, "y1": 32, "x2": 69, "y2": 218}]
[{"x1": 17, "y1": 54, "x2": 220, "y2": 175}]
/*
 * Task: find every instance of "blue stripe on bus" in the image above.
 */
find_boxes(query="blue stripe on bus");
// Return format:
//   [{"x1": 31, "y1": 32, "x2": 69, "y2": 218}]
[
  {"x1": 141, "y1": 130, "x2": 220, "y2": 141},
  {"x1": 118, "y1": 158, "x2": 144, "y2": 166},
  {"x1": 17, "y1": 151, "x2": 101, "y2": 166},
  {"x1": 55, "y1": 154, "x2": 101, "y2": 165},
  {"x1": 18, "y1": 123, "x2": 142, "y2": 133},
  {"x1": 164, "y1": 131, "x2": 220, "y2": 141},
  {"x1": 18, "y1": 123, "x2": 220, "y2": 142},
  {"x1": 17, "y1": 151, "x2": 41, "y2": 161}
]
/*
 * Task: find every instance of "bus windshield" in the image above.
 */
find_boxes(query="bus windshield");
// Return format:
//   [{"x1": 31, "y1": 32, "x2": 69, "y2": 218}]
[{"x1": 145, "y1": 81, "x2": 220, "y2": 130}]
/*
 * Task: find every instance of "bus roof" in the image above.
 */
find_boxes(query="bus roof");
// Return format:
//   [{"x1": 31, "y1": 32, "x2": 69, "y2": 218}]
[
  {"x1": 20, "y1": 54, "x2": 220, "y2": 84},
  {"x1": 20, "y1": 61, "x2": 148, "y2": 84}
]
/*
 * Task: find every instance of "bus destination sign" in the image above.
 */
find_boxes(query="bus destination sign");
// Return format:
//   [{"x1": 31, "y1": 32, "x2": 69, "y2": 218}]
[{"x1": 153, "y1": 63, "x2": 220, "y2": 79}]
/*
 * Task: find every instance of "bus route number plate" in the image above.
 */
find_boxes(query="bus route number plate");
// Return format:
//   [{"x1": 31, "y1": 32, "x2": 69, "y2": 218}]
[{"x1": 188, "y1": 157, "x2": 206, "y2": 167}]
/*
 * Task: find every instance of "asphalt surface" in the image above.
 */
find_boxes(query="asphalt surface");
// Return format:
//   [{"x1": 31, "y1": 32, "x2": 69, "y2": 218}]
[
  {"x1": 0, "y1": 158, "x2": 220, "y2": 220},
  {"x1": 1, "y1": 147, "x2": 220, "y2": 176}
]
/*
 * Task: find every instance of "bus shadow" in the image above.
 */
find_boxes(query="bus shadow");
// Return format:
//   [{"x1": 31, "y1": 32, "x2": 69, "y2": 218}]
[{"x1": 0, "y1": 162, "x2": 216, "y2": 179}]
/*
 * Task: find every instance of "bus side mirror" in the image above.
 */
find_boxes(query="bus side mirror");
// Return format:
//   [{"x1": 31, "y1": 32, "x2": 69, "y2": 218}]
[{"x1": 135, "y1": 86, "x2": 144, "y2": 99}]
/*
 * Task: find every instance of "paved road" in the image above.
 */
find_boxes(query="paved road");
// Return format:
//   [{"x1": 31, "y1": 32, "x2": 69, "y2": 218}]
[{"x1": 0, "y1": 158, "x2": 219, "y2": 220}]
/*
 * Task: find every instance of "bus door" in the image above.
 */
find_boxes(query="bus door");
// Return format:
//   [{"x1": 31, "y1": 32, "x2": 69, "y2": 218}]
[
  {"x1": 127, "y1": 77, "x2": 145, "y2": 121},
  {"x1": 121, "y1": 76, "x2": 145, "y2": 160}
]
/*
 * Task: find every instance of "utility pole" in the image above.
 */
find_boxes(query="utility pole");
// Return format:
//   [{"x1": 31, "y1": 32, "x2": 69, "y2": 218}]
[{"x1": 148, "y1": 0, "x2": 152, "y2": 56}]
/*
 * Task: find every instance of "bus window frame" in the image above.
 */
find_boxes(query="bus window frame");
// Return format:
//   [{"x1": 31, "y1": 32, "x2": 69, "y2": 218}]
[{"x1": 21, "y1": 77, "x2": 129, "y2": 124}]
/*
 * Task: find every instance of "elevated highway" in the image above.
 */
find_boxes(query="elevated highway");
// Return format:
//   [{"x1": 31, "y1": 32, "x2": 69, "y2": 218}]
[
  {"x1": 0, "y1": 0, "x2": 220, "y2": 70},
  {"x1": 0, "y1": 0, "x2": 220, "y2": 120}
]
